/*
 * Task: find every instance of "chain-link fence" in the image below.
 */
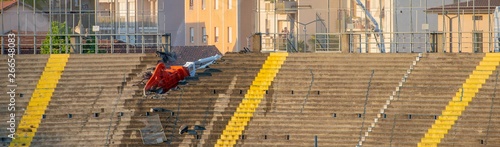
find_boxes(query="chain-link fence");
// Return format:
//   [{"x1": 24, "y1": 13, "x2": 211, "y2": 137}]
[
  {"x1": 254, "y1": 0, "x2": 500, "y2": 53},
  {"x1": 3, "y1": 0, "x2": 500, "y2": 54}
]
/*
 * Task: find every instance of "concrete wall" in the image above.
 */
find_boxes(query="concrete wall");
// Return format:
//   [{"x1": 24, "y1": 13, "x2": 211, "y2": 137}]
[
  {"x1": 298, "y1": 0, "x2": 347, "y2": 34},
  {"x1": 392, "y1": 0, "x2": 462, "y2": 53},
  {"x1": 238, "y1": 0, "x2": 256, "y2": 51},
  {"x1": 159, "y1": 0, "x2": 185, "y2": 46},
  {"x1": 0, "y1": 5, "x2": 50, "y2": 33}
]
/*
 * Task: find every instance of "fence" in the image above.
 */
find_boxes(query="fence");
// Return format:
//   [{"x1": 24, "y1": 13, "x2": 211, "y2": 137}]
[
  {"x1": 1, "y1": 33, "x2": 164, "y2": 54},
  {"x1": 256, "y1": 31, "x2": 500, "y2": 53}
]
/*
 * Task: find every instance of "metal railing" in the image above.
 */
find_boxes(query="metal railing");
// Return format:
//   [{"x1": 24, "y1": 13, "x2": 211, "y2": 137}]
[
  {"x1": 358, "y1": 70, "x2": 375, "y2": 146},
  {"x1": 314, "y1": 33, "x2": 341, "y2": 52},
  {"x1": 256, "y1": 31, "x2": 500, "y2": 53},
  {"x1": 485, "y1": 70, "x2": 499, "y2": 145},
  {"x1": 388, "y1": 113, "x2": 440, "y2": 146},
  {"x1": 1, "y1": 33, "x2": 163, "y2": 54},
  {"x1": 300, "y1": 69, "x2": 314, "y2": 113}
]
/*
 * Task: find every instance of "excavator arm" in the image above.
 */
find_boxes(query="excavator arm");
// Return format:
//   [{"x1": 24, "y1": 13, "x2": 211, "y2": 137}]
[
  {"x1": 355, "y1": 0, "x2": 386, "y2": 53},
  {"x1": 143, "y1": 54, "x2": 221, "y2": 95}
]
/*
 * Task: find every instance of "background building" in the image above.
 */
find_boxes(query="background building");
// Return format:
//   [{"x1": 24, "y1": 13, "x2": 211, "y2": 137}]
[
  {"x1": 169, "y1": 0, "x2": 255, "y2": 54},
  {"x1": 427, "y1": 0, "x2": 500, "y2": 53}
]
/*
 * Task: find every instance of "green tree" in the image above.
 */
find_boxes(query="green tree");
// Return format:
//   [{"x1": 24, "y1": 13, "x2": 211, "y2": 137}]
[{"x1": 41, "y1": 21, "x2": 70, "y2": 54}]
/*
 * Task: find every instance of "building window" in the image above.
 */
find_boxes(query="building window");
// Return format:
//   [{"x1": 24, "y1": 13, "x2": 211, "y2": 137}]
[
  {"x1": 228, "y1": 0, "x2": 232, "y2": 9},
  {"x1": 473, "y1": 16, "x2": 483, "y2": 20},
  {"x1": 473, "y1": 32, "x2": 483, "y2": 53},
  {"x1": 265, "y1": 3, "x2": 271, "y2": 11},
  {"x1": 215, "y1": 27, "x2": 219, "y2": 42},
  {"x1": 228, "y1": 27, "x2": 232, "y2": 43},
  {"x1": 215, "y1": 0, "x2": 219, "y2": 10},
  {"x1": 190, "y1": 27, "x2": 195, "y2": 43},
  {"x1": 202, "y1": 27, "x2": 207, "y2": 43},
  {"x1": 202, "y1": 0, "x2": 206, "y2": 10},
  {"x1": 190, "y1": 0, "x2": 194, "y2": 10},
  {"x1": 265, "y1": 19, "x2": 270, "y2": 35}
]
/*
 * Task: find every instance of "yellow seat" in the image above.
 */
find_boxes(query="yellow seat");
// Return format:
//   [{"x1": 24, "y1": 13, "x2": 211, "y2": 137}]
[
  {"x1": 417, "y1": 142, "x2": 438, "y2": 147},
  {"x1": 421, "y1": 138, "x2": 440, "y2": 143},
  {"x1": 431, "y1": 124, "x2": 452, "y2": 130}
]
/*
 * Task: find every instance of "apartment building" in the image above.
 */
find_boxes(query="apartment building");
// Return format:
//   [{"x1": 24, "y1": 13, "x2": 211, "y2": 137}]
[{"x1": 168, "y1": 0, "x2": 256, "y2": 54}]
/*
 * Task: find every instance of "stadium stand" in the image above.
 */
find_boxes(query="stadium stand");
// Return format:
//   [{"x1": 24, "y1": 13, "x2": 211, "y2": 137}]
[
  {"x1": 0, "y1": 55, "x2": 49, "y2": 146},
  {"x1": 3, "y1": 53, "x2": 500, "y2": 147},
  {"x1": 363, "y1": 53, "x2": 485, "y2": 146},
  {"x1": 242, "y1": 53, "x2": 418, "y2": 146},
  {"x1": 29, "y1": 54, "x2": 152, "y2": 146}
]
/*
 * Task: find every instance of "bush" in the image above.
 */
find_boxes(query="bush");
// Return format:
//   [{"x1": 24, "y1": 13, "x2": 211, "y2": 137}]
[
  {"x1": 41, "y1": 22, "x2": 70, "y2": 54},
  {"x1": 82, "y1": 35, "x2": 106, "y2": 53}
]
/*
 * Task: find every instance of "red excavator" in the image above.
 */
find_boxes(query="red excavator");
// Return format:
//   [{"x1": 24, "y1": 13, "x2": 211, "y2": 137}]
[{"x1": 143, "y1": 52, "x2": 221, "y2": 95}]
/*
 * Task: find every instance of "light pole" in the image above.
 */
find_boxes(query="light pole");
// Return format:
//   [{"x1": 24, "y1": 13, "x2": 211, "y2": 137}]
[{"x1": 297, "y1": 18, "x2": 324, "y2": 52}]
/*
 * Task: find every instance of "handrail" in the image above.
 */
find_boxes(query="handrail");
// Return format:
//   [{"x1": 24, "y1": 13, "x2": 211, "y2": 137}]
[
  {"x1": 358, "y1": 70, "x2": 375, "y2": 146},
  {"x1": 105, "y1": 74, "x2": 126, "y2": 146},
  {"x1": 389, "y1": 114, "x2": 398, "y2": 147},
  {"x1": 485, "y1": 70, "x2": 499, "y2": 145},
  {"x1": 450, "y1": 111, "x2": 462, "y2": 146},
  {"x1": 300, "y1": 69, "x2": 314, "y2": 113},
  {"x1": 286, "y1": 37, "x2": 298, "y2": 52},
  {"x1": 387, "y1": 113, "x2": 438, "y2": 146},
  {"x1": 169, "y1": 87, "x2": 184, "y2": 143}
]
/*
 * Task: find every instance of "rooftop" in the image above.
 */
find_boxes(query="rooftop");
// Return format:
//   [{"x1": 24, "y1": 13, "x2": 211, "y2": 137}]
[
  {"x1": 426, "y1": 0, "x2": 500, "y2": 14},
  {"x1": 0, "y1": 0, "x2": 17, "y2": 11}
]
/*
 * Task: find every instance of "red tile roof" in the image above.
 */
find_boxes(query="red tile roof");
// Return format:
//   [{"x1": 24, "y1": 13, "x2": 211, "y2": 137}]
[
  {"x1": 1, "y1": 0, "x2": 17, "y2": 11},
  {"x1": 426, "y1": 0, "x2": 500, "y2": 14}
]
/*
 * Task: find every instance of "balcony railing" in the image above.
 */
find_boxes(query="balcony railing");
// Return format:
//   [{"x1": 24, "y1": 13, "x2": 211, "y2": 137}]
[{"x1": 275, "y1": 1, "x2": 297, "y2": 13}]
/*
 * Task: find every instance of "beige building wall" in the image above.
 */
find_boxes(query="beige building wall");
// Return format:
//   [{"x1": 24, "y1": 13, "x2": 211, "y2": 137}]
[
  {"x1": 437, "y1": 13, "x2": 493, "y2": 53},
  {"x1": 298, "y1": 0, "x2": 348, "y2": 33},
  {"x1": 185, "y1": 0, "x2": 238, "y2": 54}
]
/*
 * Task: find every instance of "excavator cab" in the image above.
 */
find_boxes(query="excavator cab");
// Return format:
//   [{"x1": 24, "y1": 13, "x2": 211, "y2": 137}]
[{"x1": 143, "y1": 53, "x2": 221, "y2": 96}]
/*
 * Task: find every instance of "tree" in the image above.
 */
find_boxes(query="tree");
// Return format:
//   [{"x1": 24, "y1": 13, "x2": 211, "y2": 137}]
[
  {"x1": 22, "y1": 0, "x2": 49, "y2": 10},
  {"x1": 41, "y1": 21, "x2": 70, "y2": 54}
]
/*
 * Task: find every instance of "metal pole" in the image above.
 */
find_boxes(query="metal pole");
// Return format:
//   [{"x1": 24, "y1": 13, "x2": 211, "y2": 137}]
[
  {"x1": 394, "y1": 0, "x2": 398, "y2": 53},
  {"x1": 1, "y1": 0, "x2": 4, "y2": 55},
  {"x1": 49, "y1": 0, "x2": 53, "y2": 54},
  {"x1": 296, "y1": 18, "x2": 299, "y2": 52},
  {"x1": 274, "y1": 1, "x2": 277, "y2": 52},
  {"x1": 442, "y1": 0, "x2": 446, "y2": 53},
  {"x1": 126, "y1": 0, "x2": 130, "y2": 53},
  {"x1": 65, "y1": 0, "x2": 69, "y2": 54},
  {"x1": 314, "y1": 135, "x2": 318, "y2": 147},
  {"x1": 16, "y1": 0, "x2": 20, "y2": 54},
  {"x1": 425, "y1": 0, "x2": 428, "y2": 52},
  {"x1": 33, "y1": 0, "x2": 37, "y2": 54},
  {"x1": 458, "y1": 0, "x2": 462, "y2": 53},
  {"x1": 304, "y1": 25, "x2": 306, "y2": 52},
  {"x1": 410, "y1": 0, "x2": 414, "y2": 53},
  {"x1": 142, "y1": 0, "x2": 145, "y2": 53},
  {"x1": 364, "y1": 0, "x2": 368, "y2": 53},
  {"x1": 79, "y1": 0, "x2": 82, "y2": 54},
  {"x1": 488, "y1": 0, "x2": 492, "y2": 52},
  {"x1": 95, "y1": 1, "x2": 99, "y2": 54},
  {"x1": 379, "y1": 0, "x2": 383, "y2": 52},
  {"x1": 328, "y1": 0, "x2": 330, "y2": 33},
  {"x1": 473, "y1": 0, "x2": 476, "y2": 53}
]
